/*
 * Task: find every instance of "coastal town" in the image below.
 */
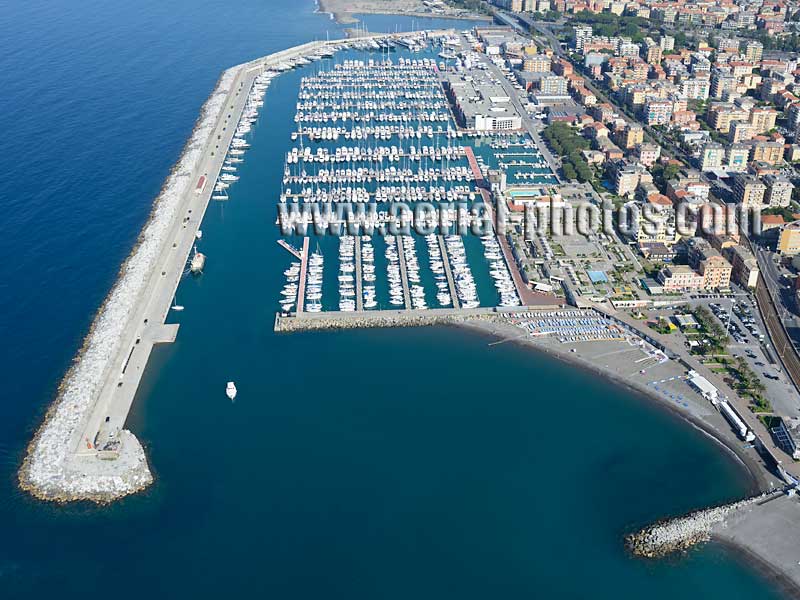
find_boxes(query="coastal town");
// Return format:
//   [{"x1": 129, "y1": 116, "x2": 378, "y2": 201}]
[
  {"x1": 268, "y1": 3, "x2": 800, "y2": 584},
  {"x1": 15, "y1": 0, "x2": 800, "y2": 593},
  {"x1": 270, "y1": 4, "x2": 800, "y2": 486}
]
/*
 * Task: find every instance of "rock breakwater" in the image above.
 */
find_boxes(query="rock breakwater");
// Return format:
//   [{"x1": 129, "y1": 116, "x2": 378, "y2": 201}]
[
  {"x1": 18, "y1": 63, "x2": 240, "y2": 503},
  {"x1": 275, "y1": 311, "x2": 480, "y2": 332},
  {"x1": 626, "y1": 495, "x2": 764, "y2": 558}
]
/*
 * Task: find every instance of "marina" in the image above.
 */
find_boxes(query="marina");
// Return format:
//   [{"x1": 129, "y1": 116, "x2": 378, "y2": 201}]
[
  {"x1": 273, "y1": 42, "x2": 556, "y2": 320},
  {"x1": 18, "y1": 25, "x2": 615, "y2": 506},
  {"x1": 6, "y1": 1, "x2": 799, "y2": 597},
  {"x1": 19, "y1": 28, "x2": 566, "y2": 503},
  {"x1": 12, "y1": 12, "x2": 792, "y2": 596},
  {"x1": 19, "y1": 30, "x2": 475, "y2": 502}
]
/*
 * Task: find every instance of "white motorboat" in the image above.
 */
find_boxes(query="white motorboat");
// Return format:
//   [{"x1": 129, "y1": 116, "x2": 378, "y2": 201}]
[
  {"x1": 226, "y1": 381, "x2": 237, "y2": 401},
  {"x1": 190, "y1": 248, "x2": 206, "y2": 274}
]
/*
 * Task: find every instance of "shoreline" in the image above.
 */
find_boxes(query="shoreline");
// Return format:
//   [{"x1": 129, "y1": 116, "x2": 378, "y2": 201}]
[
  {"x1": 715, "y1": 536, "x2": 800, "y2": 600},
  {"x1": 456, "y1": 319, "x2": 769, "y2": 495},
  {"x1": 16, "y1": 17, "x2": 799, "y2": 597},
  {"x1": 457, "y1": 318, "x2": 800, "y2": 596},
  {"x1": 316, "y1": 0, "x2": 489, "y2": 26}
]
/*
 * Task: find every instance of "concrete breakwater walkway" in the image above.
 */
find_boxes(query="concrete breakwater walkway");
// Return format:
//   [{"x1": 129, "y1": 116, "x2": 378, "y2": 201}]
[
  {"x1": 274, "y1": 306, "x2": 561, "y2": 333},
  {"x1": 19, "y1": 32, "x2": 458, "y2": 504},
  {"x1": 18, "y1": 59, "x2": 251, "y2": 502}
]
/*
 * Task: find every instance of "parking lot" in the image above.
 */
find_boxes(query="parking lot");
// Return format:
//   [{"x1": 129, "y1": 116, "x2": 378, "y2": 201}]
[
  {"x1": 642, "y1": 292, "x2": 800, "y2": 417},
  {"x1": 700, "y1": 297, "x2": 800, "y2": 417}
]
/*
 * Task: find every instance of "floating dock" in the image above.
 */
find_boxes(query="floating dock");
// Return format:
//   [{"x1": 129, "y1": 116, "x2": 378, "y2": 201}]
[
  {"x1": 354, "y1": 236, "x2": 364, "y2": 312},
  {"x1": 395, "y1": 236, "x2": 412, "y2": 310},
  {"x1": 437, "y1": 235, "x2": 461, "y2": 310},
  {"x1": 277, "y1": 239, "x2": 302, "y2": 260},
  {"x1": 296, "y1": 237, "x2": 310, "y2": 315}
]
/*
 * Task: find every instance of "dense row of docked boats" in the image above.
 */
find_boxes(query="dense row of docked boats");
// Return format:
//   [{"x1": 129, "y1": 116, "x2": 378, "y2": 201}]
[
  {"x1": 444, "y1": 235, "x2": 479, "y2": 309},
  {"x1": 280, "y1": 185, "x2": 475, "y2": 205},
  {"x1": 425, "y1": 234, "x2": 452, "y2": 307},
  {"x1": 292, "y1": 125, "x2": 455, "y2": 142},
  {"x1": 402, "y1": 237, "x2": 427, "y2": 310},
  {"x1": 481, "y1": 236, "x2": 520, "y2": 308},
  {"x1": 280, "y1": 262, "x2": 300, "y2": 313},
  {"x1": 297, "y1": 99, "x2": 445, "y2": 112},
  {"x1": 286, "y1": 143, "x2": 466, "y2": 164},
  {"x1": 338, "y1": 236, "x2": 356, "y2": 311},
  {"x1": 295, "y1": 111, "x2": 449, "y2": 124},
  {"x1": 213, "y1": 71, "x2": 276, "y2": 199},
  {"x1": 283, "y1": 166, "x2": 474, "y2": 186},
  {"x1": 305, "y1": 251, "x2": 323, "y2": 313},
  {"x1": 361, "y1": 237, "x2": 377, "y2": 309},
  {"x1": 385, "y1": 237, "x2": 404, "y2": 307},
  {"x1": 256, "y1": 33, "x2": 432, "y2": 75}
]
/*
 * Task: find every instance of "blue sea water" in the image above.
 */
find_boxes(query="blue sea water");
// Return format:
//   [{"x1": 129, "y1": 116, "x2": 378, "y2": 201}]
[{"x1": 0, "y1": 0, "x2": 790, "y2": 597}]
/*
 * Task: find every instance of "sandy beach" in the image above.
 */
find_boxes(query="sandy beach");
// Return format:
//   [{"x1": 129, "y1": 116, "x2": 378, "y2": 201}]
[
  {"x1": 458, "y1": 318, "x2": 772, "y2": 494},
  {"x1": 458, "y1": 317, "x2": 800, "y2": 594},
  {"x1": 714, "y1": 494, "x2": 800, "y2": 598},
  {"x1": 317, "y1": 0, "x2": 488, "y2": 25}
]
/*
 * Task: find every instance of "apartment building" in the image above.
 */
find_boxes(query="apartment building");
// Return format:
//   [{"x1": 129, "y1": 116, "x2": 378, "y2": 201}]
[
  {"x1": 726, "y1": 143, "x2": 750, "y2": 172},
  {"x1": 764, "y1": 174, "x2": 793, "y2": 207},
  {"x1": 744, "y1": 40, "x2": 764, "y2": 62},
  {"x1": 724, "y1": 244, "x2": 759, "y2": 288},
  {"x1": 748, "y1": 140, "x2": 784, "y2": 165},
  {"x1": 778, "y1": 221, "x2": 800, "y2": 255},
  {"x1": 707, "y1": 102, "x2": 750, "y2": 133},
  {"x1": 522, "y1": 54, "x2": 551, "y2": 73},
  {"x1": 611, "y1": 160, "x2": 652, "y2": 197},
  {"x1": 643, "y1": 98, "x2": 673, "y2": 125},
  {"x1": 733, "y1": 173, "x2": 767, "y2": 207},
  {"x1": 613, "y1": 122, "x2": 644, "y2": 149},
  {"x1": 658, "y1": 264, "x2": 705, "y2": 292},
  {"x1": 637, "y1": 193, "x2": 678, "y2": 247},
  {"x1": 749, "y1": 107, "x2": 779, "y2": 133},
  {"x1": 729, "y1": 121, "x2": 756, "y2": 143},
  {"x1": 700, "y1": 142, "x2": 726, "y2": 171},
  {"x1": 635, "y1": 142, "x2": 661, "y2": 167},
  {"x1": 688, "y1": 237, "x2": 733, "y2": 290}
]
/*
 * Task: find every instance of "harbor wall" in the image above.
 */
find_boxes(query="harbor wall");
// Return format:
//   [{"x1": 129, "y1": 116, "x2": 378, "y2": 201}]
[
  {"x1": 12, "y1": 38, "x2": 326, "y2": 503},
  {"x1": 18, "y1": 29, "x2": 462, "y2": 504},
  {"x1": 274, "y1": 306, "x2": 563, "y2": 333},
  {"x1": 18, "y1": 63, "x2": 243, "y2": 503}
]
